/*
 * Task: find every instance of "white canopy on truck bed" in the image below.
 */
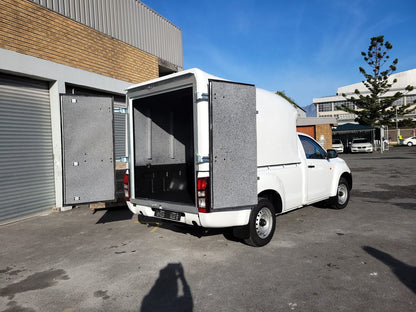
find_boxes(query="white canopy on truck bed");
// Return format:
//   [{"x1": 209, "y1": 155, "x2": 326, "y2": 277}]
[
  {"x1": 126, "y1": 68, "x2": 300, "y2": 167},
  {"x1": 255, "y1": 87, "x2": 300, "y2": 166}
]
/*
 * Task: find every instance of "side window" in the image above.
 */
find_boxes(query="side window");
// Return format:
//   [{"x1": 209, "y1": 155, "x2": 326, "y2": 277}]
[{"x1": 299, "y1": 135, "x2": 326, "y2": 159}]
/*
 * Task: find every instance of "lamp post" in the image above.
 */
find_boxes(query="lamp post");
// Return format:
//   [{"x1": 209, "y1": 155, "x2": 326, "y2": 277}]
[{"x1": 395, "y1": 105, "x2": 399, "y2": 142}]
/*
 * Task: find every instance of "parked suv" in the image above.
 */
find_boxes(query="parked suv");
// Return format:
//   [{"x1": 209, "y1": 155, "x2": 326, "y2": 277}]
[
  {"x1": 332, "y1": 139, "x2": 344, "y2": 153},
  {"x1": 350, "y1": 138, "x2": 373, "y2": 153}
]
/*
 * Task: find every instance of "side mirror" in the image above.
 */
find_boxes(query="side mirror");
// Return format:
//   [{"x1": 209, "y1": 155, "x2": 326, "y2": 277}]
[{"x1": 327, "y1": 149, "x2": 338, "y2": 159}]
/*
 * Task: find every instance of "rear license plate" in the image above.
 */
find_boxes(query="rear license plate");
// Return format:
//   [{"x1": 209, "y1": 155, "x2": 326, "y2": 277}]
[{"x1": 154, "y1": 209, "x2": 182, "y2": 221}]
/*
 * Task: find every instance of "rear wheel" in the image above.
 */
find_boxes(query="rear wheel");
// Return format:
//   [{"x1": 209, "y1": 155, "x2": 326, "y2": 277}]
[
  {"x1": 331, "y1": 177, "x2": 350, "y2": 209},
  {"x1": 245, "y1": 198, "x2": 276, "y2": 247}
]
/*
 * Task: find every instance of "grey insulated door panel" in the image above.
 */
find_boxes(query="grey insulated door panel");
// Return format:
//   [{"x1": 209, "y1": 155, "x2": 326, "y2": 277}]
[
  {"x1": 62, "y1": 95, "x2": 115, "y2": 205},
  {"x1": 209, "y1": 80, "x2": 257, "y2": 210}
]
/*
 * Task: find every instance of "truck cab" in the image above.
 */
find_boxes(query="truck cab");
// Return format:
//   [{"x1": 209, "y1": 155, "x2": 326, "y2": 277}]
[{"x1": 123, "y1": 69, "x2": 352, "y2": 246}]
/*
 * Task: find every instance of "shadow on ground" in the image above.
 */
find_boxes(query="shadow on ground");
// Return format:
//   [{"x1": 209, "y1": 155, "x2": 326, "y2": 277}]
[
  {"x1": 96, "y1": 206, "x2": 133, "y2": 224},
  {"x1": 141, "y1": 263, "x2": 193, "y2": 312},
  {"x1": 363, "y1": 246, "x2": 416, "y2": 294},
  {"x1": 94, "y1": 207, "x2": 243, "y2": 243},
  {"x1": 136, "y1": 215, "x2": 242, "y2": 242},
  {"x1": 352, "y1": 184, "x2": 416, "y2": 200}
]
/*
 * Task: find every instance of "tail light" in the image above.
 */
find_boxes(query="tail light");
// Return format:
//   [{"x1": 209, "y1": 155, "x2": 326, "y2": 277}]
[
  {"x1": 123, "y1": 173, "x2": 130, "y2": 202},
  {"x1": 197, "y1": 177, "x2": 210, "y2": 213}
]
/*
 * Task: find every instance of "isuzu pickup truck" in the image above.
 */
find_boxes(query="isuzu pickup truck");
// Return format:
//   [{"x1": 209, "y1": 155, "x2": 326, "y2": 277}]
[{"x1": 123, "y1": 69, "x2": 352, "y2": 246}]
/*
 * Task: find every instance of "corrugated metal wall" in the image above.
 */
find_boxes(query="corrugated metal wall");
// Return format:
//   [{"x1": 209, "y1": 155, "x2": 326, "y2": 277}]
[
  {"x1": 0, "y1": 73, "x2": 55, "y2": 222},
  {"x1": 30, "y1": 0, "x2": 183, "y2": 70}
]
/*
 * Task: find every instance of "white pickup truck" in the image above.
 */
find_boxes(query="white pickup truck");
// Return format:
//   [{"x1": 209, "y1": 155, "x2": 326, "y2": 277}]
[{"x1": 123, "y1": 68, "x2": 352, "y2": 246}]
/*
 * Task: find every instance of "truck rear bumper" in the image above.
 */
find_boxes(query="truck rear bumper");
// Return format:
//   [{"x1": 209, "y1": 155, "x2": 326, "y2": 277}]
[
  {"x1": 199, "y1": 209, "x2": 251, "y2": 228},
  {"x1": 127, "y1": 201, "x2": 251, "y2": 228}
]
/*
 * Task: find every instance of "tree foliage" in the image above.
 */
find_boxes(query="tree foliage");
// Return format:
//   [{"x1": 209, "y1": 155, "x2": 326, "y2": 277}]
[
  {"x1": 276, "y1": 90, "x2": 298, "y2": 107},
  {"x1": 338, "y1": 36, "x2": 415, "y2": 126}
]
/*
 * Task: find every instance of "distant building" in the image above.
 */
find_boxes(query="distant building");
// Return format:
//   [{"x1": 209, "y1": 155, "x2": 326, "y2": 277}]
[
  {"x1": 294, "y1": 104, "x2": 307, "y2": 118},
  {"x1": 313, "y1": 68, "x2": 416, "y2": 124},
  {"x1": 297, "y1": 117, "x2": 337, "y2": 150}
]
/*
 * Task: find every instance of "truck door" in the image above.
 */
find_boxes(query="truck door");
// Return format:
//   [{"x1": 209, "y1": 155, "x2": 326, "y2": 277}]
[
  {"x1": 61, "y1": 95, "x2": 115, "y2": 205},
  {"x1": 208, "y1": 80, "x2": 257, "y2": 210},
  {"x1": 299, "y1": 135, "x2": 333, "y2": 202}
]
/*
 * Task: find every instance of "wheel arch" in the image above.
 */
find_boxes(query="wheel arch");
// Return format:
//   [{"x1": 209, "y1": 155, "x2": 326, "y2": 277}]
[
  {"x1": 258, "y1": 189, "x2": 283, "y2": 214},
  {"x1": 341, "y1": 172, "x2": 353, "y2": 190},
  {"x1": 330, "y1": 170, "x2": 353, "y2": 197}
]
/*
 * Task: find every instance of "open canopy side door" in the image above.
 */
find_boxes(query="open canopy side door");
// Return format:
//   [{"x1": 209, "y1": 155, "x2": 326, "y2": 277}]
[{"x1": 209, "y1": 80, "x2": 257, "y2": 210}]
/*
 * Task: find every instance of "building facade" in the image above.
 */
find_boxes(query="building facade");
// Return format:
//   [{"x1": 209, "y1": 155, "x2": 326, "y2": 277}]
[
  {"x1": 296, "y1": 117, "x2": 337, "y2": 150},
  {"x1": 0, "y1": 0, "x2": 183, "y2": 222},
  {"x1": 313, "y1": 69, "x2": 416, "y2": 124}
]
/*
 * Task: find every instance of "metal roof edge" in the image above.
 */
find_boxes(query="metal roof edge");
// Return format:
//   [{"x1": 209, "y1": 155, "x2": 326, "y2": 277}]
[{"x1": 297, "y1": 117, "x2": 338, "y2": 126}]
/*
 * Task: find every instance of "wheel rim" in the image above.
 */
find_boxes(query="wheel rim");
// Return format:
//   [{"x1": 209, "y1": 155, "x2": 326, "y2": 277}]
[
  {"x1": 255, "y1": 207, "x2": 273, "y2": 239},
  {"x1": 337, "y1": 183, "x2": 348, "y2": 205}
]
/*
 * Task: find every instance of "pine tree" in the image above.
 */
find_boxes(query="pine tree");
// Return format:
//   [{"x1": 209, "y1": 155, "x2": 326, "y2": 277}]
[{"x1": 338, "y1": 36, "x2": 415, "y2": 126}]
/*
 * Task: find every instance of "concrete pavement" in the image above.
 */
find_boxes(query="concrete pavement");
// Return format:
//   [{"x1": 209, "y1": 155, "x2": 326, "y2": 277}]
[{"x1": 0, "y1": 146, "x2": 415, "y2": 311}]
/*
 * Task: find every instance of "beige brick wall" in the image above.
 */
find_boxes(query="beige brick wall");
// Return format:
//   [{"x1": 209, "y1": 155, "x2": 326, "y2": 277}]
[
  {"x1": 316, "y1": 124, "x2": 333, "y2": 150},
  {"x1": 0, "y1": 0, "x2": 159, "y2": 83}
]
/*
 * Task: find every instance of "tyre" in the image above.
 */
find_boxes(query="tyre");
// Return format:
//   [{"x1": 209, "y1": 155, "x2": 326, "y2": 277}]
[
  {"x1": 408, "y1": 142, "x2": 413, "y2": 147},
  {"x1": 330, "y1": 177, "x2": 350, "y2": 209},
  {"x1": 245, "y1": 198, "x2": 276, "y2": 247}
]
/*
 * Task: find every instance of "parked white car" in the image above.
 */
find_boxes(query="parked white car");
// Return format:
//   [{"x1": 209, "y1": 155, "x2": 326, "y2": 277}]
[
  {"x1": 350, "y1": 138, "x2": 373, "y2": 153},
  {"x1": 332, "y1": 139, "x2": 344, "y2": 153},
  {"x1": 403, "y1": 136, "x2": 416, "y2": 146}
]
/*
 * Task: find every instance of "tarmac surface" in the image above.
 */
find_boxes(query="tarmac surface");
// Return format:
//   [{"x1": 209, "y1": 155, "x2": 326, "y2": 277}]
[{"x1": 0, "y1": 146, "x2": 415, "y2": 312}]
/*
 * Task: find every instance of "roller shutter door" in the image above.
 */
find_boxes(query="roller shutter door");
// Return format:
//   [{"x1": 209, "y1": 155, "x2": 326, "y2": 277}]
[
  {"x1": 0, "y1": 73, "x2": 55, "y2": 222},
  {"x1": 113, "y1": 97, "x2": 127, "y2": 159}
]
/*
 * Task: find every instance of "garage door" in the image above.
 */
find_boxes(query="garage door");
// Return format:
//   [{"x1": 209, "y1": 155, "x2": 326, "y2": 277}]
[{"x1": 0, "y1": 73, "x2": 55, "y2": 222}]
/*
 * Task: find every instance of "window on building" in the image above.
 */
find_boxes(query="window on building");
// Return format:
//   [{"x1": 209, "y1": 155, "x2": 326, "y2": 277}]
[
  {"x1": 336, "y1": 101, "x2": 354, "y2": 110},
  {"x1": 338, "y1": 113, "x2": 356, "y2": 120},
  {"x1": 406, "y1": 95, "x2": 416, "y2": 105},
  {"x1": 318, "y1": 103, "x2": 332, "y2": 112},
  {"x1": 393, "y1": 98, "x2": 404, "y2": 106}
]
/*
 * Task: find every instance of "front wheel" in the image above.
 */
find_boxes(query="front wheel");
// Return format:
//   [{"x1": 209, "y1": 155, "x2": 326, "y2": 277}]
[
  {"x1": 244, "y1": 198, "x2": 276, "y2": 247},
  {"x1": 408, "y1": 142, "x2": 413, "y2": 147},
  {"x1": 330, "y1": 177, "x2": 350, "y2": 209}
]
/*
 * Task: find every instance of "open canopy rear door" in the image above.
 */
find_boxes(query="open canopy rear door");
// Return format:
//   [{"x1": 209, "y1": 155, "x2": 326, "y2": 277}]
[
  {"x1": 209, "y1": 80, "x2": 257, "y2": 210},
  {"x1": 61, "y1": 95, "x2": 115, "y2": 205}
]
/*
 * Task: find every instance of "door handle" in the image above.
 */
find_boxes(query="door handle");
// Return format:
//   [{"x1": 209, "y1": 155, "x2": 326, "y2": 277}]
[{"x1": 308, "y1": 165, "x2": 315, "y2": 168}]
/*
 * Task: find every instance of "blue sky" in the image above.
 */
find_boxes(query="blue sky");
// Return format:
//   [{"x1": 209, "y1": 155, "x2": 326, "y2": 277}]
[{"x1": 142, "y1": 0, "x2": 416, "y2": 107}]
